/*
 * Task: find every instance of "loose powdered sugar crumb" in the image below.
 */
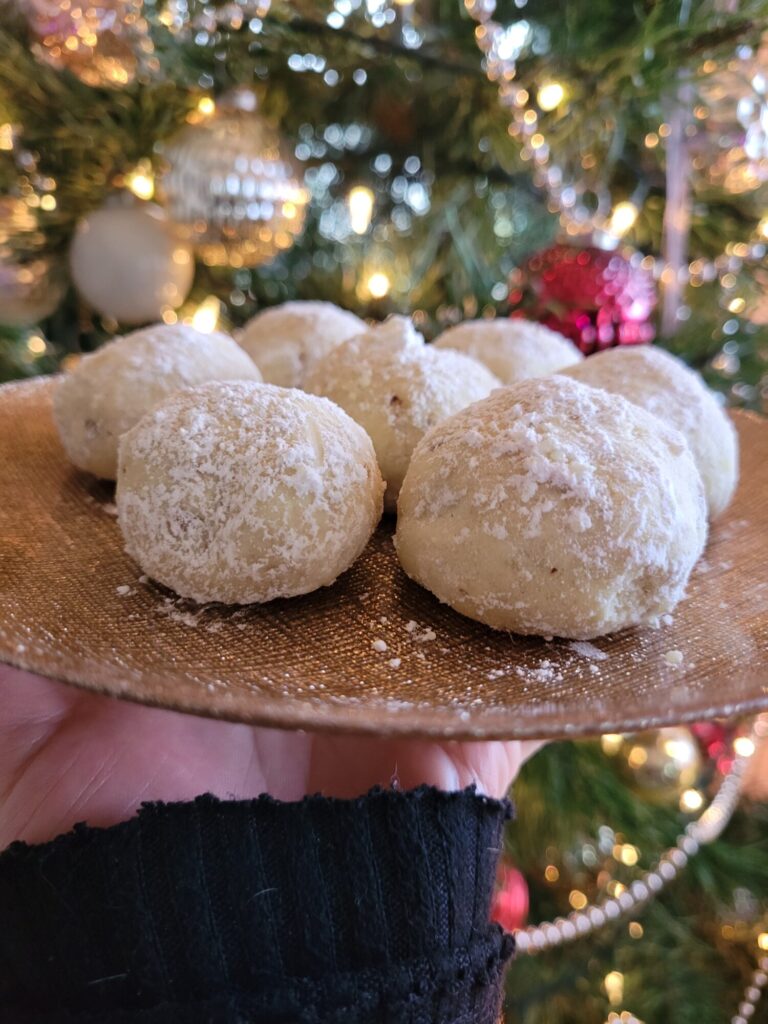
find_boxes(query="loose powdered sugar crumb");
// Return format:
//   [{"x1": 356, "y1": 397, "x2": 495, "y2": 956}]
[
  {"x1": 569, "y1": 641, "x2": 609, "y2": 661},
  {"x1": 371, "y1": 638, "x2": 388, "y2": 653}
]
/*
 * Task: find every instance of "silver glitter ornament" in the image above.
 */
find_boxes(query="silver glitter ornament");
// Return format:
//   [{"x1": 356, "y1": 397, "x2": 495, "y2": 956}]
[
  {"x1": 698, "y1": 38, "x2": 768, "y2": 194},
  {"x1": 0, "y1": 197, "x2": 64, "y2": 326},
  {"x1": 159, "y1": 90, "x2": 308, "y2": 268}
]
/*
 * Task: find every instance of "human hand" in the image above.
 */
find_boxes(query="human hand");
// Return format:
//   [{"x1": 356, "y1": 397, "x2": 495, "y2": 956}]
[{"x1": 0, "y1": 666, "x2": 541, "y2": 848}]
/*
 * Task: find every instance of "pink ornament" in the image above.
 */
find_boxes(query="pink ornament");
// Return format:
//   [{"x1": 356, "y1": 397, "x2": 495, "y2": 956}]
[
  {"x1": 691, "y1": 722, "x2": 729, "y2": 760},
  {"x1": 491, "y1": 861, "x2": 529, "y2": 933},
  {"x1": 690, "y1": 721, "x2": 741, "y2": 776},
  {"x1": 512, "y1": 244, "x2": 657, "y2": 355}
]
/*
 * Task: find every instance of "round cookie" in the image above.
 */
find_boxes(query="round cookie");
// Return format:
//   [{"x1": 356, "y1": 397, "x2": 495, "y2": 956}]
[
  {"x1": 239, "y1": 300, "x2": 366, "y2": 388},
  {"x1": 304, "y1": 316, "x2": 501, "y2": 511},
  {"x1": 433, "y1": 318, "x2": 582, "y2": 384},
  {"x1": 395, "y1": 376, "x2": 707, "y2": 640},
  {"x1": 560, "y1": 345, "x2": 738, "y2": 519},
  {"x1": 117, "y1": 381, "x2": 384, "y2": 604},
  {"x1": 53, "y1": 323, "x2": 261, "y2": 480}
]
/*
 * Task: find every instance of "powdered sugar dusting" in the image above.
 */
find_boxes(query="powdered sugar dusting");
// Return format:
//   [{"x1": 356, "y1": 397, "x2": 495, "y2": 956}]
[
  {"x1": 395, "y1": 376, "x2": 708, "y2": 639},
  {"x1": 239, "y1": 300, "x2": 365, "y2": 388},
  {"x1": 562, "y1": 345, "x2": 738, "y2": 518},
  {"x1": 304, "y1": 315, "x2": 500, "y2": 509},
  {"x1": 53, "y1": 321, "x2": 262, "y2": 478},
  {"x1": 116, "y1": 381, "x2": 383, "y2": 604},
  {"x1": 433, "y1": 317, "x2": 583, "y2": 384}
]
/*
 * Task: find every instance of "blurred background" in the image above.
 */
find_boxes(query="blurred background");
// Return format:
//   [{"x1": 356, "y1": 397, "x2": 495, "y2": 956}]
[
  {"x1": 2, "y1": 2, "x2": 768, "y2": 1021},
  {"x1": 0, "y1": 0, "x2": 767, "y2": 403}
]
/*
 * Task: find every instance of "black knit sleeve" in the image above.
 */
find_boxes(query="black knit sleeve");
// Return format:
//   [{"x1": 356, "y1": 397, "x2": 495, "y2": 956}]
[{"x1": 0, "y1": 786, "x2": 514, "y2": 1023}]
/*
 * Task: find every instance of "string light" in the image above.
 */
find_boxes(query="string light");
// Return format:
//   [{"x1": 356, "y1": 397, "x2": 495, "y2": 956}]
[
  {"x1": 40, "y1": 194, "x2": 57, "y2": 211},
  {"x1": 190, "y1": 295, "x2": 221, "y2": 332},
  {"x1": 608, "y1": 201, "x2": 639, "y2": 237},
  {"x1": 601, "y1": 734, "x2": 624, "y2": 755},
  {"x1": 0, "y1": 123, "x2": 13, "y2": 151},
  {"x1": 537, "y1": 81, "x2": 565, "y2": 111},
  {"x1": 26, "y1": 333, "x2": 46, "y2": 355},
  {"x1": 627, "y1": 745, "x2": 648, "y2": 768},
  {"x1": 680, "y1": 788, "x2": 705, "y2": 812},
  {"x1": 125, "y1": 159, "x2": 155, "y2": 201},
  {"x1": 348, "y1": 186, "x2": 375, "y2": 234},
  {"x1": 366, "y1": 271, "x2": 391, "y2": 298},
  {"x1": 197, "y1": 96, "x2": 216, "y2": 116},
  {"x1": 569, "y1": 890, "x2": 588, "y2": 910},
  {"x1": 604, "y1": 971, "x2": 624, "y2": 1006},
  {"x1": 617, "y1": 844, "x2": 639, "y2": 867},
  {"x1": 734, "y1": 736, "x2": 755, "y2": 757}
]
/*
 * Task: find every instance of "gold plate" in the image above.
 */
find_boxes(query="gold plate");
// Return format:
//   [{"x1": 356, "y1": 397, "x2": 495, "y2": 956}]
[{"x1": 1, "y1": 376, "x2": 767, "y2": 739}]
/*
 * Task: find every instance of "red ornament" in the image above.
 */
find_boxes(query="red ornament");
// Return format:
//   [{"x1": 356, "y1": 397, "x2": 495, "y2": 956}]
[
  {"x1": 690, "y1": 721, "x2": 742, "y2": 776},
  {"x1": 511, "y1": 244, "x2": 657, "y2": 355},
  {"x1": 490, "y1": 861, "x2": 529, "y2": 933}
]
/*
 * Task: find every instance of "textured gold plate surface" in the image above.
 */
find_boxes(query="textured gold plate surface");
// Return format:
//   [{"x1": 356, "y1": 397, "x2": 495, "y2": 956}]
[{"x1": 1, "y1": 376, "x2": 767, "y2": 739}]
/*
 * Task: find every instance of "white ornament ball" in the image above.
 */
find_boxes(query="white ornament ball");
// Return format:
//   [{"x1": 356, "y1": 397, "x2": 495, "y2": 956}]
[
  {"x1": 239, "y1": 300, "x2": 366, "y2": 388},
  {"x1": 561, "y1": 346, "x2": 739, "y2": 519},
  {"x1": 53, "y1": 322, "x2": 261, "y2": 479},
  {"x1": 68, "y1": 202, "x2": 194, "y2": 324},
  {"x1": 304, "y1": 316, "x2": 501, "y2": 511},
  {"x1": 433, "y1": 317, "x2": 583, "y2": 384},
  {"x1": 395, "y1": 376, "x2": 707, "y2": 640},
  {"x1": 116, "y1": 381, "x2": 384, "y2": 604}
]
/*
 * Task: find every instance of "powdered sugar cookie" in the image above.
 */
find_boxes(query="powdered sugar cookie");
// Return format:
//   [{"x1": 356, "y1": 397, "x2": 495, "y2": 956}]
[
  {"x1": 395, "y1": 376, "x2": 707, "y2": 639},
  {"x1": 562, "y1": 345, "x2": 738, "y2": 519},
  {"x1": 117, "y1": 381, "x2": 384, "y2": 604},
  {"x1": 239, "y1": 300, "x2": 365, "y2": 388},
  {"x1": 54, "y1": 323, "x2": 261, "y2": 479},
  {"x1": 433, "y1": 318, "x2": 582, "y2": 384},
  {"x1": 304, "y1": 316, "x2": 500, "y2": 510}
]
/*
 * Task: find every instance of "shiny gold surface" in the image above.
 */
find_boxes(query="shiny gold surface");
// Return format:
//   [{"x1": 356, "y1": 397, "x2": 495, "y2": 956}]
[{"x1": 1, "y1": 376, "x2": 766, "y2": 739}]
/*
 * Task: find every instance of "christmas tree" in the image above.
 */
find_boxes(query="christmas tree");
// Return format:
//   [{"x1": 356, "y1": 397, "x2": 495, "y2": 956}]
[{"x1": 1, "y1": 1, "x2": 768, "y2": 1020}]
